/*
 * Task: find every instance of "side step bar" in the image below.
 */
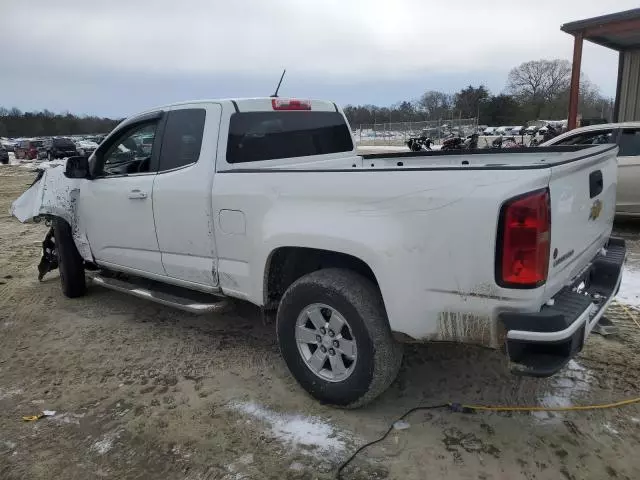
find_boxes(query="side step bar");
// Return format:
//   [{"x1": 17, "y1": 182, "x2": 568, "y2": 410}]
[{"x1": 87, "y1": 272, "x2": 228, "y2": 315}]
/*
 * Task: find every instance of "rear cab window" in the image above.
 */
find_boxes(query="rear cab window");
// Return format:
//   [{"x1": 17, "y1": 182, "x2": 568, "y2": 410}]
[{"x1": 226, "y1": 111, "x2": 353, "y2": 163}]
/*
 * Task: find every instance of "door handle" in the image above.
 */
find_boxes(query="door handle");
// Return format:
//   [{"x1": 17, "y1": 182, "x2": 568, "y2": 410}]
[{"x1": 128, "y1": 189, "x2": 148, "y2": 199}]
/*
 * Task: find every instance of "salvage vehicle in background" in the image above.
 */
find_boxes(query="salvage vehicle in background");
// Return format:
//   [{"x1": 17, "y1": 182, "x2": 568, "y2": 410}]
[
  {"x1": 75, "y1": 139, "x2": 100, "y2": 157},
  {"x1": 42, "y1": 137, "x2": 78, "y2": 160},
  {"x1": 0, "y1": 145, "x2": 9, "y2": 164},
  {"x1": 1, "y1": 139, "x2": 17, "y2": 152},
  {"x1": 14, "y1": 139, "x2": 43, "y2": 160},
  {"x1": 542, "y1": 122, "x2": 640, "y2": 217},
  {"x1": 406, "y1": 135, "x2": 433, "y2": 151},
  {"x1": 11, "y1": 97, "x2": 625, "y2": 407}
]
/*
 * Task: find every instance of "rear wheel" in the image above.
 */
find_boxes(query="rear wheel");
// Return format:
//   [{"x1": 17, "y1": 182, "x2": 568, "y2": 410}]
[
  {"x1": 277, "y1": 268, "x2": 403, "y2": 408},
  {"x1": 52, "y1": 218, "x2": 86, "y2": 298}
]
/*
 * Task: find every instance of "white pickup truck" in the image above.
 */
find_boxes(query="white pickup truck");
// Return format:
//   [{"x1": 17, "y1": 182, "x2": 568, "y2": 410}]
[{"x1": 11, "y1": 97, "x2": 625, "y2": 407}]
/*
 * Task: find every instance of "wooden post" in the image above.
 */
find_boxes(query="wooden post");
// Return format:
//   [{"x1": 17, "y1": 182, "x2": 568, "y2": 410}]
[{"x1": 568, "y1": 32, "x2": 583, "y2": 130}]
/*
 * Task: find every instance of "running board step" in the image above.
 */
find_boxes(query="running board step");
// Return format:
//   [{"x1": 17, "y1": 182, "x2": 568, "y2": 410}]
[{"x1": 87, "y1": 272, "x2": 228, "y2": 314}]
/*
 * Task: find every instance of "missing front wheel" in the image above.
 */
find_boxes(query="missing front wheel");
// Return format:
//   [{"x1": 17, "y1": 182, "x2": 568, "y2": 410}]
[{"x1": 37, "y1": 227, "x2": 58, "y2": 281}]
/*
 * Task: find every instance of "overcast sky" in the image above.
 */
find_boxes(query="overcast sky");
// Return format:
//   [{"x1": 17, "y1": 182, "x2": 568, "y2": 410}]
[{"x1": 2, "y1": 0, "x2": 637, "y2": 117}]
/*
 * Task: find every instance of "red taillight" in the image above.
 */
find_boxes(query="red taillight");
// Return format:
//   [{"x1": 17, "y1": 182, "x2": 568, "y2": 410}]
[
  {"x1": 497, "y1": 189, "x2": 550, "y2": 288},
  {"x1": 271, "y1": 98, "x2": 311, "y2": 111}
]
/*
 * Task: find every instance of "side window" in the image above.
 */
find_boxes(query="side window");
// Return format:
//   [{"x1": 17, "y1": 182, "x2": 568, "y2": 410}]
[
  {"x1": 100, "y1": 122, "x2": 158, "y2": 176},
  {"x1": 618, "y1": 129, "x2": 640, "y2": 157},
  {"x1": 158, "y1": 109, "x2": 206, "y2": 172},
  {"x1": 555, "y1": 129, "x2": 613, "y2": 146}
]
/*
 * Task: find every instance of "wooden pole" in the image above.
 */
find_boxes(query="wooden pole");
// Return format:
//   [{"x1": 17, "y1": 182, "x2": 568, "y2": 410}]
[{"x1": 568, "y1": 32, "x2": 583, "y2": 130}]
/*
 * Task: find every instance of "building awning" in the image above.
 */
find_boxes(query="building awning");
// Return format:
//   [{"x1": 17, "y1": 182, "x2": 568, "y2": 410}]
[
  {"x1": 561, "y1": 8, "x2": 640, "y2": 51},
  {"x1": 561, "y1": 8, "x2": 640, "y2": 129}
]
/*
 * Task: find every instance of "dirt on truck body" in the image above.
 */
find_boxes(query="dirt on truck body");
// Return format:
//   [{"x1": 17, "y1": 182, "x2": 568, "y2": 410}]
[{"x1": 1, "y1": 164, "x2": 640, "y2": 479}]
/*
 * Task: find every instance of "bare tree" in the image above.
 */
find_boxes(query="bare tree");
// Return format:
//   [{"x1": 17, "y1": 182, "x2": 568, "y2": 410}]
[
  {"x1": 418, "y1": 91, "x2": 452, "y2": 120},
  {"x1": 507, "y1": 59, "x2": 572, "y2": 118}
]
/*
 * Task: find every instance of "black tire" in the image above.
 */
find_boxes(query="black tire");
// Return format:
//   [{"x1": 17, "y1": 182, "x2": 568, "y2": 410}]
[
  {"x1": 52, "y1": 218, "x2": 86, "y2": 298},
  {"x1": 277, "y1": 268, "x2": 403, "y2": 408}
]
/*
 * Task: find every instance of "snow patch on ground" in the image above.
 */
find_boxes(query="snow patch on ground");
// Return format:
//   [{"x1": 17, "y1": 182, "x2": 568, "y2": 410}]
[
  {"x1": 616, "y1": 266, "x2": 640, "y2": 308},
  {"x1": 51, "y1": 412, "x2": 85, "y2": 425},
  {"x1": 356, "y1": 145, "x2": 410, "y2": 152},
  {"x1": 532, "y1": 360, "x2": 593, "y2": 422},
  {"x1": 18, "y1": 159, "x2": 66, "y2": 170},
  {"x1": 92, "y1": 431, "x2": 119, "y2": 454},
  {"x1": 228, "y1": 401, "x2": 351, "y2": 457},
  {"x1": 0, "y1": 388, "x2": 24, "y2": 400},
  {"x1": 356, "y1": 144, "x2": 443, "y2": 153},
  {"x1": 603, "y1": 423, "x2": 620, "y2": 435},
  {"x1": 1, "y1": 439, "x2": 17, "y2": 452}
]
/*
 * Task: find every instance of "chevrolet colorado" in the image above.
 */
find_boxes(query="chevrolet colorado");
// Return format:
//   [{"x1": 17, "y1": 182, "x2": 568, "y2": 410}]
[{"x1": 11, "y1": 97, "x2": 625, "y2": 407}]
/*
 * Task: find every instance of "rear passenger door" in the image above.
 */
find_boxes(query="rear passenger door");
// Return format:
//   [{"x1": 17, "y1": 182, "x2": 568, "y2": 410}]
[
  {"x1": 616, "y1": 128, "x2": 640, "y2": 215},
  {"x1": 152, "y1": 103, "x2": 222, "y2": 288}
]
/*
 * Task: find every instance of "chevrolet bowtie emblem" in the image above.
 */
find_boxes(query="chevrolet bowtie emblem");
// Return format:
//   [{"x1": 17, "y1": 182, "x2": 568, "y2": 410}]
[{"x1": 589, "y1": 199, "x2": 602, "y2": 221}]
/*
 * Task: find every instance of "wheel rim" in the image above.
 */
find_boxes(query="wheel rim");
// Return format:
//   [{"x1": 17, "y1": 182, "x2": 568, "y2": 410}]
[{"x1": 295, "y1": 303, "x2": 357, "y2": 383}]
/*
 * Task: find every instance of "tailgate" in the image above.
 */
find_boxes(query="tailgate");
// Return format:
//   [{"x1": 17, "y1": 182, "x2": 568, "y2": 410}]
[{"x1": 545, "y1": 144, "x2": 619, "y2": 298}]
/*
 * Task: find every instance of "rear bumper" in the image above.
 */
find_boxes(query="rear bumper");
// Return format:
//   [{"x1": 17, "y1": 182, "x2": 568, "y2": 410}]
[{"x1": 499, "y1": 237, "x2": 625, "y2": 377}]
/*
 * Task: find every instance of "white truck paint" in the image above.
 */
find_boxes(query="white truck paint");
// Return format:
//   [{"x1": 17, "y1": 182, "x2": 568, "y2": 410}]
[{"x1": 11, "y1": 98, "x2": 626, "y2": 406}]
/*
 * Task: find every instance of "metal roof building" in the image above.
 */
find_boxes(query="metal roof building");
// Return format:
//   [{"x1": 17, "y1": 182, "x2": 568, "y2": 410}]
[{"x1": 561, "y1": 8, "x2": 640, "y2": 129}]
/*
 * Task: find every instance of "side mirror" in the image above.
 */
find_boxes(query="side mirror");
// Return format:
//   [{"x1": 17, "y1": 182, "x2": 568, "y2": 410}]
[{"x1": 64, "y1": 156, "x2": 90, "y2": 179}]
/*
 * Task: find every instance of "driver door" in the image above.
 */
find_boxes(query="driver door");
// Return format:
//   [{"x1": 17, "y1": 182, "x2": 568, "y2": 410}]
[{"x1": 78, "y1": 113, "x2": 166, "y2": 276}]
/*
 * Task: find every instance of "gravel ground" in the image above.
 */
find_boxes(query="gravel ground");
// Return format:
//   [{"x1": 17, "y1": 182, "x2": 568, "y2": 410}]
[{"x1": 1, "y1": 164, "x2": 640, "y2": 480}]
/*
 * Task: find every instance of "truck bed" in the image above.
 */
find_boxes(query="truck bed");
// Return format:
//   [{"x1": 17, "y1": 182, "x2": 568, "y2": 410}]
[{"x1": 360, "y1": 144, "x2": 617, "y2": 170}]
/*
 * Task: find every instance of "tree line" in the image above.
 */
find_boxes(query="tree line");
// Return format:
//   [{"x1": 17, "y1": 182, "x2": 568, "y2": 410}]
[
  {"x1": 0, "y1": 58, "x2": 615, "y2": 137},
  {"x1": 0, "y1": 107, "x2": 121, "y2": 138},
  {"x1": 344, "y1": 59, "x2": 614, "y2": 127}
]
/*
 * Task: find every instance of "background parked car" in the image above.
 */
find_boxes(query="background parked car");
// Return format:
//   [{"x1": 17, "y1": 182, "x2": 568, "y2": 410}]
[
  {"x1": 1, "y1": 140, "x2": 17, "y2": 152},
  {"x1": 42, "y1": 137, "x2": 78, "y2": 160},
  {"x1": 494, "y1": 126, "x2": 512, "y2": 135},
  {"x1": 75, "y1": 139, "x2": 99, "y2": 156},
  {"x1": 14, "y1": 139, "x2": 43, "y2": 160},
  {"x1": 0, "y1": 146, "x2": 9, "y2": 164},
  {"x1": 542, "y1": 122, "x2": 640, "y2": 217}
]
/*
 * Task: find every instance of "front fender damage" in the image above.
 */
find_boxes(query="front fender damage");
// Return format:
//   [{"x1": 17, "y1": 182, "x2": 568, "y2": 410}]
[{"x1": 10, "y1": 163, "x2": 93, "y2": 272}]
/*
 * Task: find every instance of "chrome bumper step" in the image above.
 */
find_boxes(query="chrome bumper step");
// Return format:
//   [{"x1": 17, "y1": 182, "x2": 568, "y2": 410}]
[{"x1": 87, "y1": 272, "x2": 228, "y2": 314}]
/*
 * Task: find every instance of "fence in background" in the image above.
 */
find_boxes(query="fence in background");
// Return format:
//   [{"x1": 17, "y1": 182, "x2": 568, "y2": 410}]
[{"x1": 354, "y1": 118, "x2": 478, "y2": 146}]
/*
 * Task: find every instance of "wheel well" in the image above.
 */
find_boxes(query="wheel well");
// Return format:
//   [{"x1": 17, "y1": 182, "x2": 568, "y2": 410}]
[{"x1": 264, "y1": 247, "x2": 378, "y2": 309}]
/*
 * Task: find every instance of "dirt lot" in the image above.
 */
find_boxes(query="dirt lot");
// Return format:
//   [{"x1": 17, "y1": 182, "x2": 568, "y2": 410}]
[{"x1": 2, "y1": 164, "x2": 640, "y2": 480}]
